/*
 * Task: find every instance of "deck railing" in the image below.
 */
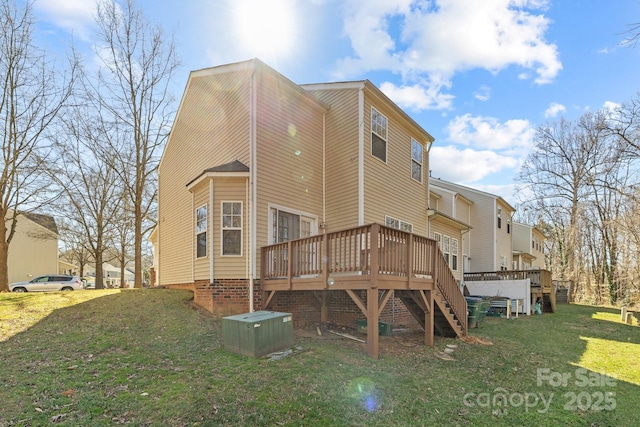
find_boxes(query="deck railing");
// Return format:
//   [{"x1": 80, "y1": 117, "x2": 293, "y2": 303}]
[
  {"x1": 464, "y1": 269, "x2": 553, "y2": 292},
  {"x1": 261, "y1": 223, "x2": 467, "y2": 332}
]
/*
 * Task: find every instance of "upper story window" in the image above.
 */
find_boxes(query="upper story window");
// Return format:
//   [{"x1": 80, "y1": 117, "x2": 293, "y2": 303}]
[
  {"x1": 497, "y1": 207, "x2": 502, "y2": 229},
  {"x1": 411, "y1": 139, "x2": 423, "y2": 183},
  {"x1": 507, "y1": 217, "x2": 511, "y2": 234},
  {"x1": 222, "y1": 202, "x2": 242, "y2": 256},
  {"x1": 443, "y1": 236, "x2": 451, "y2": 265},
  {"x1": 451, "y1": 238, "x2": 458, "y2": 271},
  {"x1": 195, "y1": 205, "x2": 207, "y2": 258},
  {"x1": 371, "y1": 107, "x2": 387, "y2": 163}
]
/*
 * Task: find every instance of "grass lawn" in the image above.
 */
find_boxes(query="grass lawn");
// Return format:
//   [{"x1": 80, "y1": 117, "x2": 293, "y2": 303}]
[{"x1": 0, "y1": 289, "x2": 638, "y2": 426}]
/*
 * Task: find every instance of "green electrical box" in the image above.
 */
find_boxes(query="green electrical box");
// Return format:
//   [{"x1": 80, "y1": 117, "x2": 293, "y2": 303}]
[{"x1": 222, "y1": 311, "x2": 293, "y2": 357}]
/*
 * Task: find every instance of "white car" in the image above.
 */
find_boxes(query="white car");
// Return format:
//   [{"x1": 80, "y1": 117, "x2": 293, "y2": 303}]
[{"x1": 10, "y1": 275, "x2": 83, "y2": 292}]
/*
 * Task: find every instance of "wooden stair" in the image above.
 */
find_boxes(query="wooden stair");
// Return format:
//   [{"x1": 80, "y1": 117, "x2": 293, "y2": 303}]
[{"x1": 397, "y1": 290, "x2": 464, "y2": 338}]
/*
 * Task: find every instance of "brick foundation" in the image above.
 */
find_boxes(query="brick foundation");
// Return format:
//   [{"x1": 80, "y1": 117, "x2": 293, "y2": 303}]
[{"x1": 167, "y1": 279, "x2": 420, "y2": 330}]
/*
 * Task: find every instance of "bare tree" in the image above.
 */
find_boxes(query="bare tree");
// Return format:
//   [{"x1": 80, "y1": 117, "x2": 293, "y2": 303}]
[
  {"x1": 515, "y1": 113, "x2": 611, "y2": 298},
  {"x1": 49, "y1": 97, "x2": 123, "y2": 289},
  {"x1": 58, "y1": 217, "x2": 92, "y2": 278},
  {"x1": 0, "y1": 0, "x2": 76, "y2": 291},
  {"x1": 92, "y1": 0, "x2": 179, "y2": 288}
]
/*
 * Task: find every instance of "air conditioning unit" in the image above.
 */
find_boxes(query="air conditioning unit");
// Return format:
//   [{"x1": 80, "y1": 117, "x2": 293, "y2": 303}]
[{"x1": 222, "y1": 311, "x2": 293, "y2": 357}]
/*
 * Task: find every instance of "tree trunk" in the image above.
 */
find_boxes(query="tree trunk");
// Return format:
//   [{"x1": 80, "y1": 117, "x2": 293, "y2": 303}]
[
  {"x1": 134, "y1": 199, "x2": 143, "y2": 288},
  {"x1": 0, "y1": 217, "x2": 9, "y2": 292}
]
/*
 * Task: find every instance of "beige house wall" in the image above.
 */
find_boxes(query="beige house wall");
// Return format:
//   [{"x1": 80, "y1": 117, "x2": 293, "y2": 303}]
[
  {"x1": 496, "y1": 198, "x2": 514, "y2": 270},
  {"x1": 158, "y1": 67, "x2": 252, "y2": 285},
  {"x1": 304, "y1": 86, "x2": 360, "y2": 232},
  {"x1": 532, "y1": 227, "x2": 546, "y2": 269},
  {"x1": 214, "y1": 178, "x2": 249, "y2": 278},
  {"x1": 362, "y1": 91, "x2": 431, "y2": 236},
  {"x1": 254, "y1": 66, "x2": 326, "y2": 259},
  {"x1": 8, "y1": 215, "x2": 58, "y2": 284}
]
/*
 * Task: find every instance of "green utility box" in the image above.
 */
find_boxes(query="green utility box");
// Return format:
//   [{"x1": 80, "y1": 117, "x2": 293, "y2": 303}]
[
  {"x1": 223, "y1": 311, "x2": 293, "y2": 357},
  {"x1": 357, "y1": 319, "x2": 393, "y2": 336}
]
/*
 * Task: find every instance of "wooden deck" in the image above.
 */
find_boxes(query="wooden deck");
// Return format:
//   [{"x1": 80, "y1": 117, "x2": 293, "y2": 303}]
[
  {"x1": 260, "y1": 223, "x2": 468, "y2": 358},
  {"x1": 464, "y1": 269, "x2": 556, "y2": 313}
]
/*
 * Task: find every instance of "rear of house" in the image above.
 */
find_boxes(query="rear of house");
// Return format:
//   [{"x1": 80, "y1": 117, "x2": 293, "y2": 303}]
[{"x1": 157, "y1": 59, "x2": 465, "y2": 329}]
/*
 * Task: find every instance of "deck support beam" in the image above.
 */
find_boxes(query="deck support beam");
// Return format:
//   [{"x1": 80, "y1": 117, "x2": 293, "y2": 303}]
[
  {"x1": 261, "y1": 290, "x2": 277, "y2": 310},
  {"x1": 423, "y1": 290, "x2": 434, "y2": 347},
  {"x1": 367, "y1": 288, "x2": 380, "y2": 359}
]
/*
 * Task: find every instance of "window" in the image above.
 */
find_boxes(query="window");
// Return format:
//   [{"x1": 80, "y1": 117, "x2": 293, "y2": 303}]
[
  {"x1": 411, "y1": 139, "x2": 423, "y2": 182},
  {"x1": 451, "y1": 238, "x2": 458, "y2": 271},
  {"x1": 371, "y1": 107, "x2": 387, "y2": 162},
  {"x1": 497, "y1": 207, "x2": 502, "y2": 229},
  {"x1": 222, "y1": 202, "x2": 242, "y2": 256},
  {"x1": 196, "y1": 205, "x2": 207, "y2": 258},
  {"x1": 434, "y1": 232, "x2": 442, "y2": 247},
  {"x1": 443, "y1": 236, "x2": 450, "y2": 265},
  {"x1": 385, "y1": 215, "x2": 413, "y2": 233},
  {"x1": 271, "y1": 208, "x2": 315, "y2": 243},
  {"x1": 507, "y1": 217, "x2": 511, "y2": 234}
]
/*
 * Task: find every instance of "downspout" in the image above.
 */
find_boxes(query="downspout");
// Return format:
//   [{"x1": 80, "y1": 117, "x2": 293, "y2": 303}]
[
  {"x1": 426, "y1": 140, "x2": 434, "y2": 236},
  {"x1": 322, "y1": 112, "x2": 326, "y2": 229},
  {"x1": 209, "y1": 179, "x2": 214, "y2": 283},
  {"x1": 249, "y1": 66, "x2": 257, "y2": 312},
  {"x1": 191, "y1": 191, "x2": 195, "y2": 282},
  {"x1": 358, "y1": 85, "x2": 365, "y2": 225}
]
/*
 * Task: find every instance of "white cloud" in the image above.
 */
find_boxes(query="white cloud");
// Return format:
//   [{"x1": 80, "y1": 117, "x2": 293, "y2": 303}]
[
  {"x1": 445, "y1": 114, "x2": 535, "y2": 151},
  {"x1": 602, "y1": 101, "x2": 620, "y2": 112},
  {"x1": 544, "y1": 102, "x2": 566, "y2": 118},
  {"x1": 34, "y1": 0, "x2": 98, "y2": 40},
  {"x1": 474, "y1": 85, "x2": 491, "y2": 102},
  {"x1": 337, "y1": 0, "x2": 562, "y2": 108},
  {"x1": 380, "y1": 80, "x2": 454, "y2": 111},
  {"x1": 429, "y1": 145, "x2": 519, "y2": 182}
]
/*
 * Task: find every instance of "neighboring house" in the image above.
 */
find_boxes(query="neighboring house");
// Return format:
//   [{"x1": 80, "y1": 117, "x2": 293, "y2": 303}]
[
  {"x1": 512, "y1": 222, "x2": 546, "y2": 270},
  {"x1": 427, "y1": 188, "x2": 472, "y2": 281},
  {"x1": 430, "y1": 179, "x2": 516, "y2": 273},
  {"x1": 58, "y1": 260, "x2": 78, "y2": 276},
  {"x1": 84, "y1": 263, "x2": 135, "y2": 288},
  {"x1": 156, "y1": 59, "x2": 444, "y2": 322},
  {"x1": 7, "y1": 212, "x2": 59, "y2": 284}
]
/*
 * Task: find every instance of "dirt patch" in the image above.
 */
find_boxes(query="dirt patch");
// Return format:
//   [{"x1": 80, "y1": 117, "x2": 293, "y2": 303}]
[{"x1": 460, "y1": 335, "x2": 494, "y2": 345}]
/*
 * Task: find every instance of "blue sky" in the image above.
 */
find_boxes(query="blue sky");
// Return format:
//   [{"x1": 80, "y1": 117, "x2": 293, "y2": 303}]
[{"x1": 32, "y1": 0, "x2": 640, "y2": 202}]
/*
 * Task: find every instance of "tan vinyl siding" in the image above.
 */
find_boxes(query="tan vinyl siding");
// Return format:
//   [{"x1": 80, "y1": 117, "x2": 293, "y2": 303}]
[
  {"x1": 254, "y1": 67, "x2": 325, "y2": 255},
  {"x1": 532, "y1": 228, "x2": 546, "y2": 268},
  {"x1": 496, "y1": 199, "x2": 512, "y2": 269},
  {"x1": 306, "y1": 88, "x2": 360, "y2": 232},
  {"x1": 158, "y1": 69, "x2": 251, "y2": 285},
  {"x1": 7, "y1": 216, "x2": 58, "y2": 284},
  {"x1": 193, "y1": 182, "x2": 210, "y2": 281},
  {"x1": 433, "y1": 181, "x2": 499, "y2": 272},
  {"x1": 214, "y1": 178, "x2": 248, "y2": 278},
  {"x1": 362, "y1": 95, "x2": 429, "y2": 237}
]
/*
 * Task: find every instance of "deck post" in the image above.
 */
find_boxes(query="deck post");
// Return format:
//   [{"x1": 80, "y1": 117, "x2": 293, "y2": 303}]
[
  {"x1": 367, "y1": 287, "x2": 380, "y2": 359},
  {"x1": 424, "y1": 290, "x2": 434, "y2": 347},
  {"x1": 407, "y1": 233, "x2": 414, "y2": 289},
  {"x1": 321, "y1": 291, "x2": 328, "y2": 322},
  {"x1": 287, "y1": 241, "x2": 293, "y2": 290}
]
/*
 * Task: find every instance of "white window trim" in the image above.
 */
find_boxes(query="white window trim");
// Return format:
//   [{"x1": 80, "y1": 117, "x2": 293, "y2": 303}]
[
  {"x1": 221, "y1": 201, "x2": 243, "y2": 257},
  {"x1": 411, "y1": 138, "x2": 423, "y2": 184},
  {"x1": 385, "y1": 215, "x2": 413, "y2": 233},
  {"x1": 371, "y1": 107, "x2": 388, "y2": 164},
  {"x1": 267, "y1": 204, "x2": 318, "y2": 244},
  {"x1": 451, "y1": 238, "x2": 459, "y2": 271},
  {"x1": 195, "y1": 204, "x2": 207, "y2": 259}
]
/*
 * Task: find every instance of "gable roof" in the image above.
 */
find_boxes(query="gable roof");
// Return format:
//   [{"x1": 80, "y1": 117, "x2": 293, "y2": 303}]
[
  {"x1": 21, "y1": 212, "x2": 58, "y2": 235},
  {"x1": 186, "y1": 160, "x2": 250, "y2": 189}
]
